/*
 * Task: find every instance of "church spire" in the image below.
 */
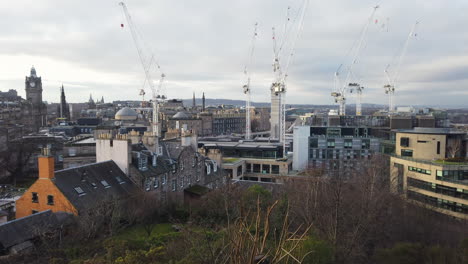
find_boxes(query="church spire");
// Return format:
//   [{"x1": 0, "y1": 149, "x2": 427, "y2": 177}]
[
  {"x1": 202, "y1": 92, "x2": 205, "y2": 111},
  {"x1": 192, "y1": 92, "x2": 196, "y2": 108}
]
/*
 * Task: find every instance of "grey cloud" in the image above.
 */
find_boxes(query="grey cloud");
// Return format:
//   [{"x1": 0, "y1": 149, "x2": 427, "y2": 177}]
[{"x1": 0, "y1": 0, "x2": 467, "y2": 106}]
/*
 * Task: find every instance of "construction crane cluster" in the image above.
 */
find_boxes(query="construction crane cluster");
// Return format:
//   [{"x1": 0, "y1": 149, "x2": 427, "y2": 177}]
[
  {"x1": 332, "y1": 5, "x2": 379, "y2": 116},
  {"x1": 332, "y1": 4, "x2": 419, "y2": 116},
  {"x1": 384, "y1": 21, "x2": 419, "y2": 112},
  {"x1": 118, "y1": 1, "x2": 419, "y2": 157}
]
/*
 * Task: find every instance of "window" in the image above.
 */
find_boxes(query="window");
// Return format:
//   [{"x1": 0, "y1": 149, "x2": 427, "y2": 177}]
[
  {"x1": 115, "y1": 176, "x2": 125, "y2": 184},
  {"x1": 272, "y1": 165, "x2": 280, "y2": 174},
  {"x1": 309, "y1": 138, "x2": 318, "y2": 148},
  {"x1": 437, "y1": 141, "x2": 441, "y2": 155},
  {"x1": 101, "y1": 180, "x2": 111, "y2": 188},
  {"x1": 154, "y1": 179, "x2": 159, "y2": 189},
  {"x1": 46, "y1": 195, "x2": 54, "y2": 205},
  {"x1": 74, "y1": 187, "x2": 86, "y2": 195},
  {"x1": 32, "y1": 210, "x2": 38, "y2": 214},
  {"x1": 172, "y1": 179, "x2": 177, "y2": 191},
  {"x1": 401, "y1": 149, "x2": 413, "y2": 157},
  {"x1": 344, "y1": 139, "x2": 353, "y2": 149},
  {"x1": 327, "y1": 139, "x2": 335, "y2": 148},
  {"x1": 400, "y1": 137, "x2": 410, "y2": 147},
  {"x1": 180, "y1": 161, "x2": 184, "y2": 171},
  {"x1": 162, "y1": 174, "x2": 167, "y2": 185},
  {"x1": 417, "y1": 140, "x2": 428, "y2": 143},
  {"x1": 196, "y1": 172, "x2": 200, "y2": 182},
  {"x1": 180, "y1": 177, "x2": 184, "y2": 188},
  {"x1": 32, "y1": 192, "x2": 38, "y2": 203},
  {"x1": 361, "y1": 139, "x2": 370, "y2": 150},
  {"x1": 408, "y1": 166, "x2": 431, "y2": 175},
  {"x1": 253, "y1": 164, "x2": 261, "y2": 173},
  {"x1": 91, "y1": 182, "x2": 97, "y2": 188}
]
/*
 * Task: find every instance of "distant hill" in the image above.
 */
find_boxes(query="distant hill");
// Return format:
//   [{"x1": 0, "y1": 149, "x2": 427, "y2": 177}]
[{"x1": 182, "y1": 98, "x2": 386, "y2": 109}]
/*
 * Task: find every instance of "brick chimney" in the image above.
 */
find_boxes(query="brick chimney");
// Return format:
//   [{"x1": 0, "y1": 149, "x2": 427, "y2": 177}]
[{"x1": 38, "y1": 147, "x2": 55, "y2": 179}]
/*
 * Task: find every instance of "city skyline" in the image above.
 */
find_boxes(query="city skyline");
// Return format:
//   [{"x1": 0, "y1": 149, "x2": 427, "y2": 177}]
[{"x1": 0, "y1": 0, "x2": 467, "y2": 106}]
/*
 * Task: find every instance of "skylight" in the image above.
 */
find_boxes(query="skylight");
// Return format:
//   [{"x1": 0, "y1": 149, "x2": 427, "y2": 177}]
[
  {"x1": 101, "y1": 180, "x2": 111, "y2": 188},
  {"x1": 115, "y1": 176, "x2": 125, "y2": 184},
  {"x1": 74, "y1": 187, "x2": 86, "y2": 195}
]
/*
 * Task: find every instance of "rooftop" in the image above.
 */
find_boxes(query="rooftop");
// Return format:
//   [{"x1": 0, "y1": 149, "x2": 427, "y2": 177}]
[{"x1": 395, "y1": 127, "x2": 466, "y2": 135}]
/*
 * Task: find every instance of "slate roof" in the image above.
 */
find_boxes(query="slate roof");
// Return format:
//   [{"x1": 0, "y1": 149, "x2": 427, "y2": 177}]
[
  {"x1": 0, "y1": 210, "x2": 60, "y2": 250},
  {"x1": 54, "y1": 160, "x2": 139, "y2": 212}
]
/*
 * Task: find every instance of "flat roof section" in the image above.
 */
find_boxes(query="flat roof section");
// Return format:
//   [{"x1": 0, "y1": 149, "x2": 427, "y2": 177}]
[{"x1": 394, "y1": 127, "x2": 466, "y2": 135}]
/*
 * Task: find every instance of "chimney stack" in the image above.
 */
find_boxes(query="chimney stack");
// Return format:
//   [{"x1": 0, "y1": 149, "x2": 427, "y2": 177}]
[{"x1": 38, "y1": 147, "x2": 54, "y2": 179}]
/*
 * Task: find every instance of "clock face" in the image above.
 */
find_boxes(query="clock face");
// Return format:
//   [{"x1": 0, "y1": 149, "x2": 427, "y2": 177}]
[{"x1": 29, "y1": 81, "x2": 35, "y2": 87}]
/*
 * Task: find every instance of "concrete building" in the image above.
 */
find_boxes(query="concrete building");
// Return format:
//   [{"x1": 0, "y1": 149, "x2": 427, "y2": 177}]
[
  {"x1": 293, "y1": 126, "x2": 380, "y2": 173},
  {"x1": 199, "y1": 139, "x2": 292, "y2": 183},
  {"x1": 390, "y1": 128, "x2": 468, "y2": 219},
  {"x1": 270, "y1": 91, "x2": 281, "y2": 139}
]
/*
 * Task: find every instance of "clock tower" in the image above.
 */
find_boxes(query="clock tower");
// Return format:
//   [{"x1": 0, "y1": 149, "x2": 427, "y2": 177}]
[
  {"x1": 25, "y1": 66, "x2": 43, "y2": 106},
  {"x1": 25, "y1": 66, "x2": 45, "y2": 131}
]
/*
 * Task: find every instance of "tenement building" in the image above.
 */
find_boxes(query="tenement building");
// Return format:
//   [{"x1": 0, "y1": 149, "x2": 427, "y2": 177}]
[{"x1": 390, "y1": 127, "x2": 468, "y2": 219}]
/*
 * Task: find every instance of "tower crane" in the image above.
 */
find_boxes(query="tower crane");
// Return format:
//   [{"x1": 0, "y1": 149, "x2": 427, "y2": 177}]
[
  {"x1": 332, "y1": 5, "x2": 379, "y2": 116},
  {"x1": 271, "y1": 0, "x2": 309, "y2": 157},
  {"x1": 242, "y1": 22, "x2": 258, "y2": 140},
  {"x1": 384, "y1": 21, "x2": 419, "y2": 113},
  {"x1": 119, "y1": 2, "x2": 166, "y2": 136}
]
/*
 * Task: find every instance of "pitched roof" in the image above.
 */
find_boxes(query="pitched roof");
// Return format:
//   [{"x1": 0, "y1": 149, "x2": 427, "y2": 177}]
[
  {"x1": 0, "y1": 210, "x2": 60, "y2": 249},
  {"x1": 54, "y1": 160, "x2": 139, "y2": 212}
]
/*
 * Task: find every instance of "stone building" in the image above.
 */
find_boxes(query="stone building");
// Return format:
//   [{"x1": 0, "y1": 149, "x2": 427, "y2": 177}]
[
  {"x1": 25, "y1": 66, "x2": 46, "y2": 132},
  {"x1": 390, "y1": 128, "x2": 468, "y2": 219},
  {"x1": 96, "y1": 132, "x2": 226, "y2": 203},
  {"x1": 15, "y1": 149, "x2": 138, "y2": 218},
  {"x1": 57, "y1": 85, "x2": 70, "y2": 121}
]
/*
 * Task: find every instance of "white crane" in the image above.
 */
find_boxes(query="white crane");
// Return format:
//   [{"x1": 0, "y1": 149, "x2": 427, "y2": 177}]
[
  {"x1": 332, "y1": 5, "x2": 379, "y2": 116},
  {"x1": 271, "y1": 0, "x2": 309, "y2": 157},
  {"x1": 384, "y1": 21, "x2": 419, "y2": 113},
  {"x1": 119, "y1": 2, "x2": 166, "y2": 136},
  {"x1": 243, "y1": 22, "x2": 258, "y2": 140}
]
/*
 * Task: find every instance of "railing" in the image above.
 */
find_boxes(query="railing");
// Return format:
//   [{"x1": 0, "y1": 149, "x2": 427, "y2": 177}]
[{"x1": 390, "y1": 154, "x2": 468, "y2": 167}]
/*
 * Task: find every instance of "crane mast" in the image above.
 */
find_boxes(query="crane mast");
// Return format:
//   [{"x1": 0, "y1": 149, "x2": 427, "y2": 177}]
[
  {"x1": 384, "y1": 21, "x2": 419, "y2": 112},
  {"x1": 270, "y1": 0, "x2": 309, "y2": 157},
  {"x1": 119, "y1": 2, "x2": 165, "y2": 136},
  {"x1": 332, "y1": 5, "x2": 379, "y2": 116},
  {"x1": 243, "y1": 22, "x2": 258, "y2": 140}
]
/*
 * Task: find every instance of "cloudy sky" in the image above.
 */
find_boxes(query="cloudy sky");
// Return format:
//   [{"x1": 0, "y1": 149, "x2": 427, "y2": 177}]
[{"x1": 0, "y1": 0, "x2": 467, "y2": 107}]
